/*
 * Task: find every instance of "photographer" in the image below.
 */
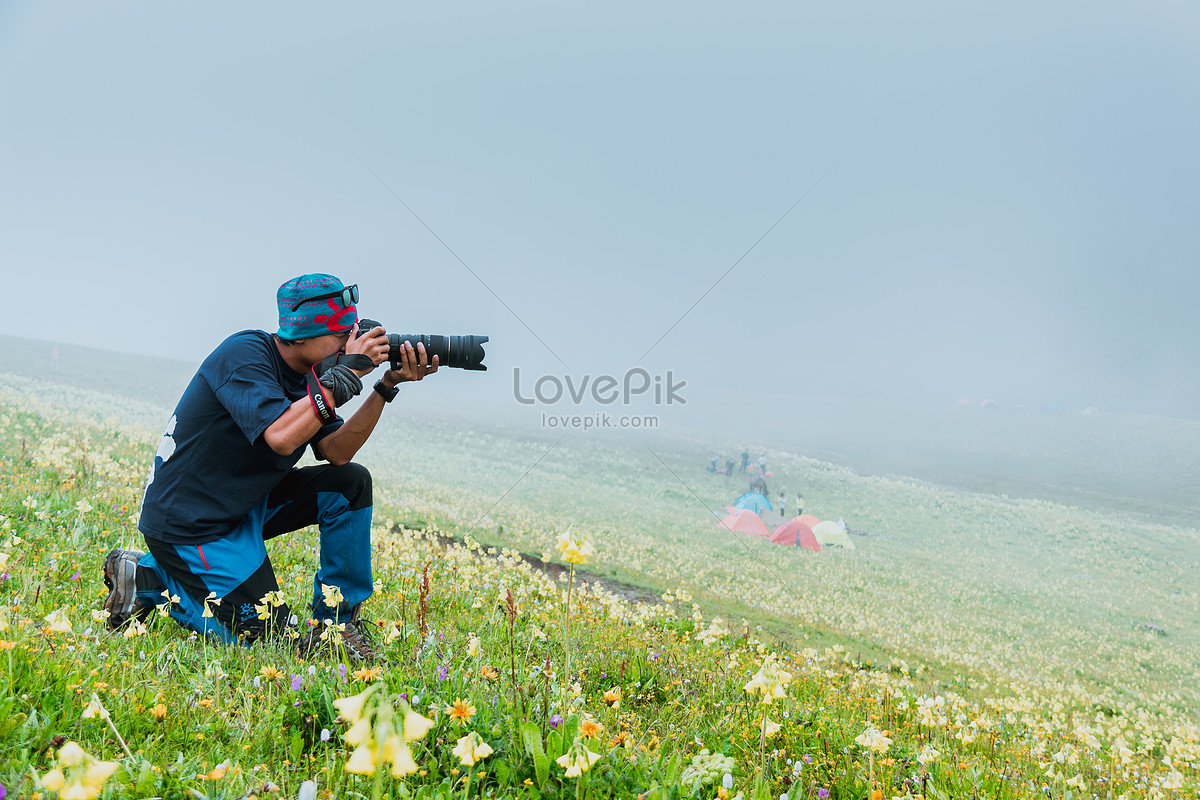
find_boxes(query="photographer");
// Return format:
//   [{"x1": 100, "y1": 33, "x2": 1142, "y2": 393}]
[{"x1": 101, "y1": 273, "x2": 437, "y2": 660}]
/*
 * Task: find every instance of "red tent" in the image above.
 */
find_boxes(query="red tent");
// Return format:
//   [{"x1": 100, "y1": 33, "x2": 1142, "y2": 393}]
[
  {"x1": 796, "y1": 514, "x2": 821, "y2": 528},
  {"x1": 716, "y1": 509, "x2": 770, "y2": 538},
  {"x1": 769, "y1": 520, "x2": 821, "y2": 552}
]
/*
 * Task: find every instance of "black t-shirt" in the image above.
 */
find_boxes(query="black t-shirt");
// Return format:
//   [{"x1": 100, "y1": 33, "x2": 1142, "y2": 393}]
[{"x1": 138, "y1": 330, "x2": 341, "y2": 544}]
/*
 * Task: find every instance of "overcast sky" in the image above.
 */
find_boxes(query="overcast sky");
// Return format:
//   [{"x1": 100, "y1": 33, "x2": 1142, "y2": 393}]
[{"x1": 2, "y1": 1, "x2": 1198, "y2": 428}]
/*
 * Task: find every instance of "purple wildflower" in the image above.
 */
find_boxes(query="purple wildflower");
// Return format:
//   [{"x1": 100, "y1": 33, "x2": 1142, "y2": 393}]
[
  {"x1": 649, "y1": 652, "x2": 659, "y2": 660},
  {"x1": 818, "y1": 789, "x2": 829, "y2": 799},
  {"x1": 803, "y1": 754, "x2": 811, "y2": 764},
  {"x1": 290, "y1": 674, "x2": 302, "y2": 691},
  {"x1": 338, "y1": 663, "x2": 347, "y2": 680},
  {"x1": 70, "y1": 571, "x2": 81, "y2": 581},
  {"x1": 549, "y1": 714, "x2": 563, "y2": 729},
  {"x1": 0, "y1": 782, "x2": 7, "y2": 799},
  {"x1": 436, "y1": 664, "x2": 448, "y2": 681}
]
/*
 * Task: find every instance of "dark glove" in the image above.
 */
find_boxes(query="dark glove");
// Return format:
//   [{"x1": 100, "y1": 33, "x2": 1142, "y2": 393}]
[
  {"x1": 319, "y1": 364, "x2": 363, "y2": 407},
  {"x1": 306, "y1": 353, "x2": 376, "y2": 422}
]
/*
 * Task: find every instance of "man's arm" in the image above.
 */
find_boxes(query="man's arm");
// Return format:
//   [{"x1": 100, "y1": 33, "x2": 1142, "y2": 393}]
[
  {"x1": 261, "y1": 324, "x2": 387, "y2": 459},
  {"x1": 315, "y1": 340, "x2": 439, "y2": 465},
  {"x1": 262, "y1": 395, "x2": 332, "y2": 456}
]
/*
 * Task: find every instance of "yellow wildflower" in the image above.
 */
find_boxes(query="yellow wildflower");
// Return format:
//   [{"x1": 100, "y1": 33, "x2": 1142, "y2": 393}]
[
  {"x1": 446, "y1": 699, "x2": 477, "y2": 726},
  {"x1": 81, "y1": 693, "x2": 110, "y2": 720},
  {"x1": 854, "y1": 725, "x2": 892, "y2": 753},
  {"x1": 259, "y1": 665, "x2": 285, "y2": 681},
  {"x1": 402, "y1": 704, "x2": 435, "y2": 741},
  {"x1": 452, "y1": 732, "x2": 494, "y2": 766},
  {"x1": 333, "y1": 686, "x2": 376, "y2": 724},
  {"x1": 581, "y1": 717, "x2": 604, "y2": 740},
  {"x1": 43, "y1": 608, "x2": 73, "y2": 634},
  {"x1": 556, "y1": 740, "x2": 601, "y2": 777},
  {"x1": 201, "y1": 591, "x2": 222, "y2": 618},
  {"x1": 743, "y1": 654, "x2": 792, "y2": 705},
  {"x1": 352, "y1": 666, "x2": 383, "y2": 682},
  {"x1": 555, "y1": 528, "x2": 596, "y2": 565},
  {"x1": 39, "y1": 740, "x2": 119, "y2": 800},
  {"x1": 321, "y1": 583, "x2": 343, "y2": 608}
]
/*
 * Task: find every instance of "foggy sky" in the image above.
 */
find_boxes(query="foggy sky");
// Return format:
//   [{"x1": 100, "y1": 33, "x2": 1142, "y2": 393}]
[{"x1": 2, "y1": 0, "x2": 1199, "y2": 426}]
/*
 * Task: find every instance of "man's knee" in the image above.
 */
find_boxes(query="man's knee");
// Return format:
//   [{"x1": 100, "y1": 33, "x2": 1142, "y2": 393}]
[{"x1": 326, "y1": 462, "x2": 372, "y2": 509}]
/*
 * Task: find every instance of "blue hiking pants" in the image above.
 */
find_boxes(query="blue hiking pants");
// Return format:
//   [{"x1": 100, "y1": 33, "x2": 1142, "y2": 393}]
[{"x1": 136, "y1": 463, "x2": 373, "y2": 644}]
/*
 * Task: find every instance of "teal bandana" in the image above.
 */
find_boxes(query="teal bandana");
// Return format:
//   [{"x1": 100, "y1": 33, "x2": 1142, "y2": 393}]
[{"x1": 276, "y1": 274, "x2": 358, "y2": 340}]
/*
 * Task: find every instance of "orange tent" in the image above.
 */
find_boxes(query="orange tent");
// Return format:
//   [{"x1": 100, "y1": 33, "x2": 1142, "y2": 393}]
[
  {"x1": 716, "y1": 509, "x2": 770, "y2": 538},
  {"x1": 769, "y1": 520, "x2": 821, "y2": 552},
  {"x1": 796, "y1": 514, "x2": 821, "y2": 528}
]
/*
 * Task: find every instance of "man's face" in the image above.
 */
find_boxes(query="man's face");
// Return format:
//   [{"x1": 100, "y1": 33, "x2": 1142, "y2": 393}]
[{"x1": 294, "y1": 330, "x2": 352, "y2": 368}]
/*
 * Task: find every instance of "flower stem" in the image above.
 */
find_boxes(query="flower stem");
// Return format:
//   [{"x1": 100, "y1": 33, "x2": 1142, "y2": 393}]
[
  {"x1": 758, "y1": 706, "x2": 768, "y2": 774},
  {"x1": 101, "y1": 703, "x2": 134, "y2": 760},
  {"x1": 563, "y1": 564, "x2": 575, "y2": 684}
]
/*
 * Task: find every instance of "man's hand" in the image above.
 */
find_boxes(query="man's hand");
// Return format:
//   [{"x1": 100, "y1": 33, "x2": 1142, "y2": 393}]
[
  {"x1": 384, "y1": 340, "x2": 439, "y2": 386},
  {"x1": 344, "y1": 323, "x2": 390, "y2": 376}
]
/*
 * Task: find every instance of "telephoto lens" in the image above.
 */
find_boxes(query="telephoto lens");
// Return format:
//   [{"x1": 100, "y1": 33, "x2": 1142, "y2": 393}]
[{"x1": 358, "y1": 319, "x2": 488, "y2": 371}]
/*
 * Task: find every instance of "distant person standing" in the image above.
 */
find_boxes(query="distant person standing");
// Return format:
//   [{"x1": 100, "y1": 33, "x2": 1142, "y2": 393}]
[
  {"x1": 739, "y1": 451, "x2": 750, "y2": 473},
  {"x1": 777, "y1": 491, "x2": 786, "y2": 517},
  {"x1": 708, "y1": 455, "x2": 719, "y2": 473},
  {"x1": 51, "y1": 346, "x2": 59, "y2": 368},
  {"x1": 725, "y1": 458, "x2": 735, "y2": 477},
  {"x1": 796, "y1": 492, "x2": 804, "y2": 515},
  {"x1": 758, "y1": 454, "x2": 767, "y2": 475}
]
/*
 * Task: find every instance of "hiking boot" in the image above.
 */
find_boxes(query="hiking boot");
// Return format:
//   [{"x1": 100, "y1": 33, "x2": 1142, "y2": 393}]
[
  {"x1": 102, "y1": 548, "x2": 145, "y2": 629},
  {"x1": 297, "y1": 608, "x2": 383, "y2": 662}
]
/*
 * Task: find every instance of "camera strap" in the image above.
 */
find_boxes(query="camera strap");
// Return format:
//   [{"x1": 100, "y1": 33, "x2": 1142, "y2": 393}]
[{"x1": 307, "y1": 367, "x2": 336, "y2": 424}]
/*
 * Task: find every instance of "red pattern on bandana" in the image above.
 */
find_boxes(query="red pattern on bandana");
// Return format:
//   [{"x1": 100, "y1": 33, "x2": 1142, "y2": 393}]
[{"x1": 315, "y1": 299, "x2": 356, "y2": 333}]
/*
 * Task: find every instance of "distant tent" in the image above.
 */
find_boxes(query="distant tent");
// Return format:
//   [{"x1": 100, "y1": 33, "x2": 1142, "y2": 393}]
[
  {"x1": 812, "y1": 519, "x2": 856, "y2": 549},
  {"x1": 769, "y1": 520, "x2": 821, "y2": 552},
  {"x1": 981, "y1": 398, "x2": 998, "y2": 409},
  {"x1": 796, "y1": 514, "x2": 822, "y2": 528},
  {"x1": 733, "y1": 492, "x2": 773, "y2": 515},
  {"x1": 716, "y1": 509, "x2": 770, "y2": 538}
]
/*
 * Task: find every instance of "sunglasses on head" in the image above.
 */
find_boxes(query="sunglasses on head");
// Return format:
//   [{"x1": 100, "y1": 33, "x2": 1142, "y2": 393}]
[{"x1": 290, "y1": 283, "x2": 359, "y2": 312}]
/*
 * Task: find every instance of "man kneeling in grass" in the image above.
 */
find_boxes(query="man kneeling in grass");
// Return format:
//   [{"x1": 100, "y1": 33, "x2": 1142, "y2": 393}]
[{"x1": 101, "y1": 273, "x2": 438, "y2": 660}]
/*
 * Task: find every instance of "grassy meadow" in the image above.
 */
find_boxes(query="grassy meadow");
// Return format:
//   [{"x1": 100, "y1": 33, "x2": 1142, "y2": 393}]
[{"x1": 1, "y1": 336, "x2": 1198, "y2": 799}]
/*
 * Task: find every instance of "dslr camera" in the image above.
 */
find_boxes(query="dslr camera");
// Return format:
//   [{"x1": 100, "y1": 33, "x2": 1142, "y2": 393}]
[{"x1": 358, "y1": 318, "x2": 488, "y2": 372}]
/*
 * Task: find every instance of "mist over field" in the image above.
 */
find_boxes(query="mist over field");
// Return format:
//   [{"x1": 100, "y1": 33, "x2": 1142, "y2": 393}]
[{"x1": 5, "y1": 332, "x2": 1198, "y2": 529}]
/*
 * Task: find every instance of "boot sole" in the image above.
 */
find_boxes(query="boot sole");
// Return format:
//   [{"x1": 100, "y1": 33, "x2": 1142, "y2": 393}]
[{"x1": 102, "y1": 549, "x2": 141, "y2": 627}]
